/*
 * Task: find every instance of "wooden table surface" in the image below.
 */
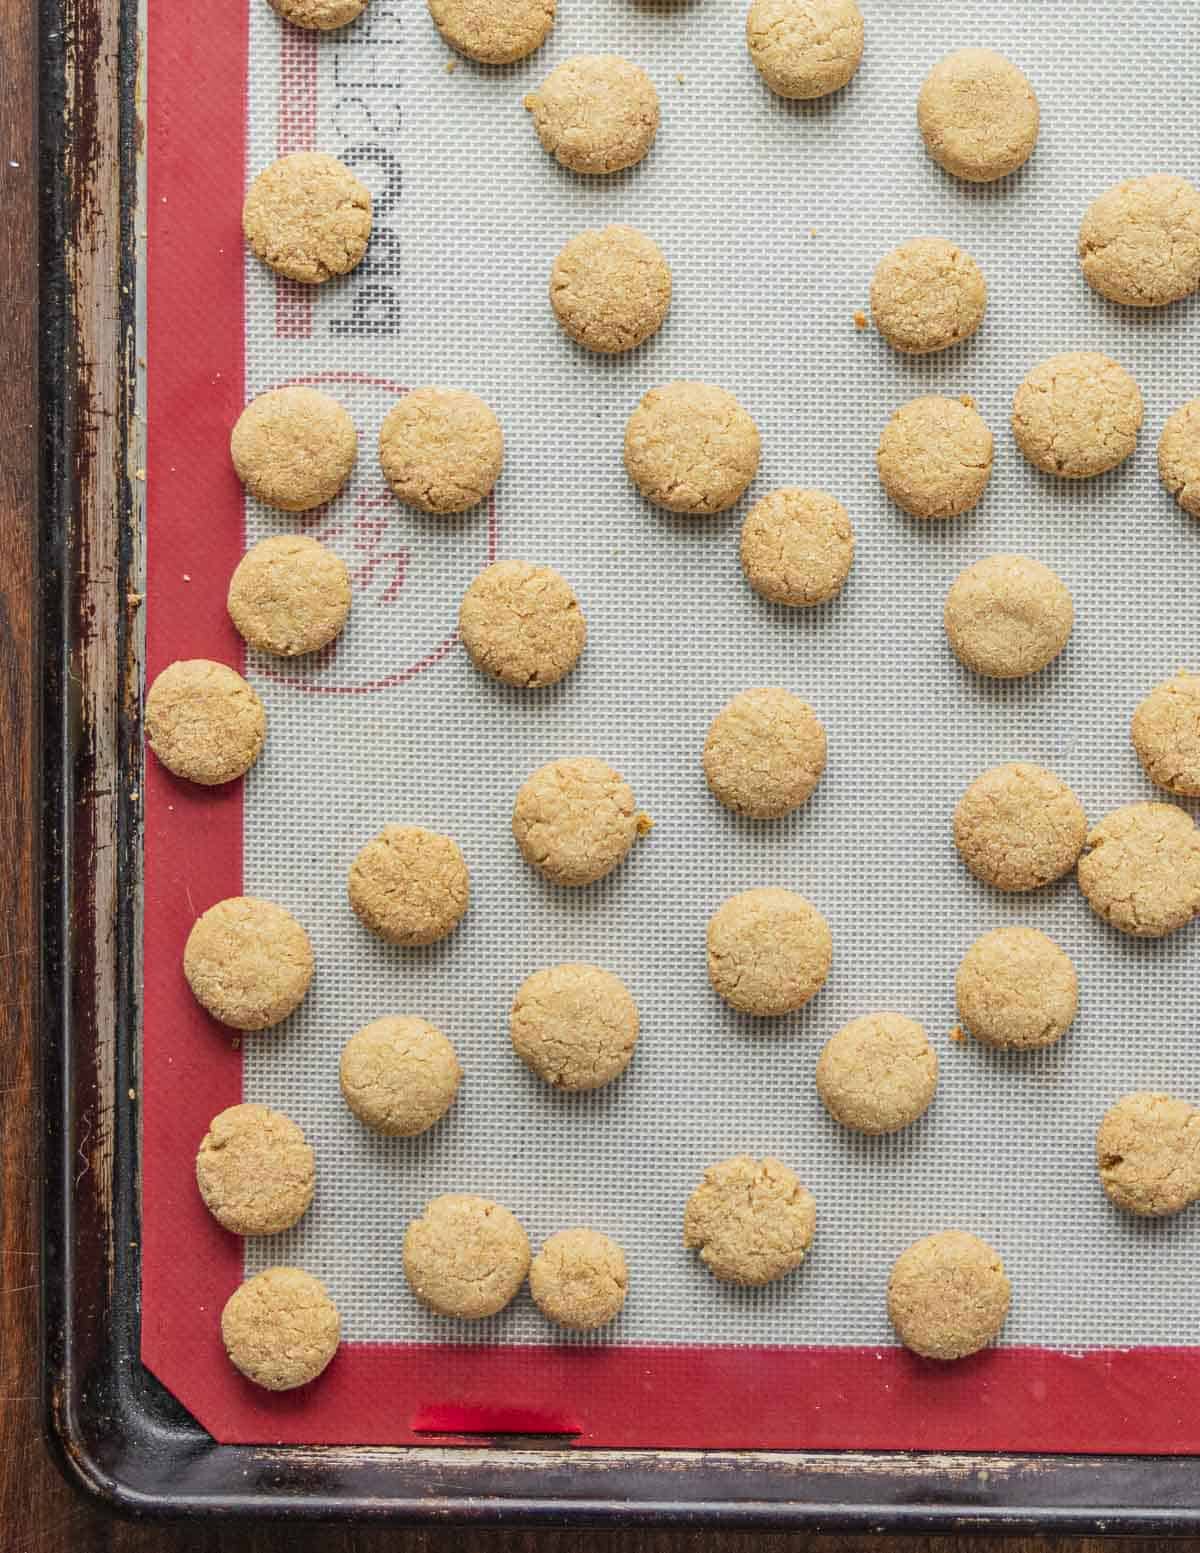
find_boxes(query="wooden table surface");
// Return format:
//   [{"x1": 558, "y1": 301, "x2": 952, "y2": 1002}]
[{"x1": 1, "y1": 0, "x2": 1195, "y2": 1549}]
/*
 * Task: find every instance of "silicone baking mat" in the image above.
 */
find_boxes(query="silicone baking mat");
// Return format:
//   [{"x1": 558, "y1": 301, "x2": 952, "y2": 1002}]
[{"x1": 141, "y1": 0, "x2": 1200, "y2": 1448}]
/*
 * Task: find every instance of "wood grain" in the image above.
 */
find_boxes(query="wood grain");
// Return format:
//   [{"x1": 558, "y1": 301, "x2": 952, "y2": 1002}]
[{"x1": 0, "y1": 0, "x2": 1198, "y2": 1546}]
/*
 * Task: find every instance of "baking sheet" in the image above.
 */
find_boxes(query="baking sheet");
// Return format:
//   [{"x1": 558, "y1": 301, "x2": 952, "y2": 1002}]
[{"x1": 142, "y1": 0, "x2": 1200, "y2": 1446}]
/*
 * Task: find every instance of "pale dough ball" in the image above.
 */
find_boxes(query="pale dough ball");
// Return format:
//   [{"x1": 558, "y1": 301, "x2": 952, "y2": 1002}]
[
  {"x1": 268, "y1": 0, "x2": 366, "y2": 29},
  {"x1": 887, "y1": 1230, "x2": 1010, "y2": 1361},
  {"x1": 739, "y1": 487, "x2": 855, "y2": 606},
  {"x1": 1158, "y1": 399, "x2": 1200, "y2": 517},
  {"x1": 428, "y1": 0, "x2": 553, "y2": 63},
  {"x1": 1011, "y1": 352, "x2": 1143, "y2": 479},
  {"x1": 684, "y1": 1155, "x2": 816, "y2": 1286},
  {"x1": 196, "y1": 1103, "x2": 315, "y2": 1235},
  {"x1": 703, "y1": 687, "x2": 826, "y2": 819},
  {"x1": 943, "y1": 553, "x2": 1073, "y2": 679},
  {"x1": 1077, "y1": 801, "x2": 1200, "y2": 939},
  {"x1": 221, "y1": 1267, "x2": 340, "y2": 1391},
  {"x1": 917, "y1": 48, "x2": 1039, "y2": 183},
  {"x1": 1096, "y1": 1092, "x2": 1200, "y2": 1217},
  {"x1": 230, "y1": 387, "x2": 358, "y2": 512},
  {"x1": 549, "y1": 225, "x2": 671, "y2": 354},
  {"x1": 339, "y1": 1016, "x2": 463, "y2": 1135},
  {"x1": 955, "y1": 927, "x2": 1078, "y2": 1050},
  {"x1": 625, "y1": 381, "x2": 761, "y2": 515},
  {"x1": 512, "y1": 757, "x2": 649, "y2": 886},
  {"x1": 876, "y1": 395, "x2": 993, "y2": 519},
  {"x1": 347, "y1": 825, "x2": 470, "y2": 945},
  {"x1": 510, "y1": 963, "x2": 638, "y2": 1091},
  {"x1": 530, "y1": 1228, "x2": 628, "y2": 1329},
  {"x1": 815, "y1": 1013, "x2": 938, "y2": 1134},
  {"x1": 242, "y1": 152, "x2": 371, "y2": 284},
  {"x1": 745, "y1": 0, "x2": 864, "y2": 101},
  {"x1": 403, "y1": 1194, "x2": 531, "y2": 1319},
  {"x1": 458, "y1": 560, "x2": 586, "y2": 687},
  {"x1": 228, "y1": 535, "x2": 352, "y2": 657},
  {"x1": 953, "y1": 763, "x2": 1087, "y2": 892},
  {"x1": 379, "y1": 387, "x2": 504, "y2": 514},
  {"x1": 1078, "y1": 174, "x2": 1200, "y2": 308},
  {"x1": 707, "y1": 886, "x2": 832, "y2": 1016},
  {"x1": 184, "y1": 896, "x2": 315, "y2": 1031},
  {"x1": 146, "y1": 660, "x2": 266, "y2": 786},
  {"x1": 869, "y1": 238, "x2": 987, "y2": 355},
  {"x1": 524, "y1": 55, "x2": 659, "y2": 175},
  {"x1": 1132, "y1": 672, "x2": 1200, "y2": 796}
]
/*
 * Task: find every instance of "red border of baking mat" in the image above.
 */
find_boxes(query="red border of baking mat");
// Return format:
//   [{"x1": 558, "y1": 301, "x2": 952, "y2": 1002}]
[{"x1": 140, "y1": 0, "x2": 1200, "y2": 1451}]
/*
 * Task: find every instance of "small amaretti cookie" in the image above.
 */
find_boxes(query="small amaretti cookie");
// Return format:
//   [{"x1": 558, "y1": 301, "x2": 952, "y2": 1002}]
[
  {"x1": 876, "y1": 395, "x2": 993, "y2": 518},
  {"x1": 917, "y1": 48, "x2": 1038, "y2": 183},
  {"x1": 228, "y1": 535, "x2": 352, "y2": 657},
  {"x1": 953, "y1": 762, "x2": 1086, "y2": 892},
  {"x1": 684, "y1": 1154, "x2": 816, "y2": 1286},
  {"x1": 348, "y1": 825, "x2": 470, "y2": 945},
  {"x1": 740, "y1": 488, "x2": 855, "y2": 606},
  {"x1": 1159, "y1": 400, "x2": 1200, "y2": 517},
  {"x1": 1096, "y1": 1092, "x2": 1200, "y2": 1217},
  {"x1": 510, "y1": 963, "x2": 638, "y2": 1091},
  {"x1": 955, "y1": 927, "x2": 1078, "y2": 1050},
  {"x1": 745, "y1": 0, "x2": 864, "y2": 101},
  {"x1": 379, "y1": 387, "x2": 503, "y2": 514},
  {"x1": 524, "y1": 54, "x2": 659, "y2": 174},
  {"x1": 458, "y1": 560, "x2": 586, "y2": 687},
  {"x1": 625, "y1": 381, "x2": 761, "y2": 515},
  {"x1": 1131, "y1": 672, "x2": 1200, "y2": 796},
  {"x1": 145, "y1": 659, "x2": 266, "y2": 786},
  {"x1": 184, "y1": 896, "x2": 314, "y2": 1031},
  {"x1": 340, "y1": 1016, "x2": 463, "y2": 1135},
  {"x1": 887, "y1": 1230, "x2": 1010, "y2": 1360},
  {"x1": 196, "y1": 1103, "x2": 315, "y2": 1235},
  {"x1": 703, "y1": 688, "x2": 826, "y2": 819},
  {"x1": 816, "y1": 1013, "x2": 937, "y2": 1134},
  {"x1": 943, "y1": 553, "x2": 1073, "y2": 679},
  {"x1": 230, "y1": 386, "x2": 358, "y2": 512},
  {"x1": 1078, "y1": 174, "x2": 1200, "y2": 308},
  {"x1": 221, "y1": 1266, "x2": 340, "y2": 1390},
  {"x1": 403, "y1": 1194, "x2": 531, "y2": 1319},
  {"x1": 869, "y1": 237, "x2": 987, "y2": 355},
  {"x1": 1011, "y1": 352, "x2": 1142, "y2": 479},
  {"x1": 270, "y1": 0, "x2": 367, "y2": 30},
  {"x1": 1076, "y1": 801, "x2": 1200, "y2": 938},
  {"x1": 243, "y1": 152, "x2": 371, "y2": 284},
  {"x1": 550, "y1": 225, "x2": 671, "y2": 354},
  {"x1": 512, "y1": 757, "x2": 651, "y2": 886},
  {"x1": 707, "y1": 886, "x2": 832, "y2": 1016},
  {"x1": 530, "y1": 1228, "x2": 628, "y2": 1329},
  {"x1": 428, "y1": 0, "x2": 553, "y2": 63}
]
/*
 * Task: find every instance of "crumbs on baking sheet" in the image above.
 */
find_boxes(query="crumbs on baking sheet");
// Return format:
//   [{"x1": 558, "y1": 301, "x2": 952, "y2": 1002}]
[
  {"x1": 960, "y1": 393, "x2": 977, "y2": 409},
  {"x1": 949, "y1": 1025, "x2": 966, "y2": 1044},
  {"x1": 445, "y1": 57, "x2": 458, "y2": 73},
  {"x1": 853, "y1": 310, "x2": 868, "y2": 330}
]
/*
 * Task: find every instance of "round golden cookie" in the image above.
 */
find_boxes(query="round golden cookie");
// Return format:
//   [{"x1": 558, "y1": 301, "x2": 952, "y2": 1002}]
[
  {"x1": 1076, "y1": 801, "x2": 1200, "y2": 939},
  {"x1": 347, "y1": 825, "x2": 469, "y2": 946},
  {"x1": 549, "y1": 225, "x2": 671, "y2": 354},
  {"x1": 510, "y1": 963, "x2": 638, "y2": 1091},
  {"x1": 703, "y1": 687, "x2": 827, "y2": 819},
  {"x1": 145, "y1": 660, "x2": 266, "y2": 787},
  {"x1": 403, "y1": 1194, "x2": 531, "y2": 1319},
  {"x1": 917, "y1": 48, "x2": 1039, "y2": 183},
  {"x1": 184, "y1": 896, "x2": 315, "y2": 1031},
  {"x1": 1078, "y1": 174, "x2": 1200, "y2": 308},
  {"x1": 944, "y1": 553, "x2": 1074, "y2": 679},
  {"x1": 195, "y1": 1103, "x2": 315, "y2": 1235},
  {"x1": 458, "y1": 560, "x2": 586, "y2": 687},
  {"x1": 869, "y1": 238, "x2": 987, "y2": 355},
  {"x1": 379, "y1": 387, "x2": 503, "y2": 514},
  {"x1": 230, "y1": 387, "x2": 358, "y2": 513},
  {"x1": 524, "y1": 55, "x2": 660, "y2": 175},
  {"x1": 512, "y1": 757, "x2": 648, "y2": 886},
  {"x1": 428, "y1": 0, "x2": 553, "y2": 63},
  {"x1": 876, "y1": 395, "x2": 993, "y2": 519},
  {"x1": 887, "y1": 1230, "x2": 1010, "y2": 1361},
  {"x1": 268, "y1": 0, "x2": 367, "y2": 30},
  {"x1": 953, "y1": 763, "x2": 1087, "y2": 893},
  {"x1": 221, "y1": 1267, "x2": 340, "y2": 1391},
  {"x1": 227, "y1": 536, "x2": 352, "y2": 658},
  {"x1": 339, "y1": 1016, "x2": 463, "y2": 1135},
  {"x1": 707, "y1": 886, "x2": 832, "y2": 1016},
  {"x1": 529, "y1": 1228, "x2": 628, "y2": 1329},
  {"x1": 955, "y1": 927, "x2": 1078, "y2": 1050},
  {"x1": 242, "y1": 152, "x2": 371, "y2": 284},
  {"x1": 739, "y1": 488, "x2": 855, "y2": 606},
  {"x1": 625, "y1": 382, "x2": 761, "y2": 515},
  {"x1": 745, "y1": 0, "x2": 864, "y2": 101},
  {"x1": 1096, "y1": 1092, "x2": 1200, "y2": 1217},
  {"x1": 683, "y1": 1155, "x2": 816, "y2": 1286},
  {"x1": 815, "y1": 1013, "x2": 938, "y2": 1135},
  {"x1": 1011, "y1": 352, "x2": 1143, "y2": 479},
  {"x1": 1132, "y1": 672, "x2": 1200, "y2": 796},
  {"x1": 1159, "y1": 399, "x2": 1200, "y2": 517}
]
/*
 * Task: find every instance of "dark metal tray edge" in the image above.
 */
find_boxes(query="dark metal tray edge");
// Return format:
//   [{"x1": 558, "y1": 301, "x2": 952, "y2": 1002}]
[{"x1": 36, "y1": 0, "x2": 1200, "y2": 1527}]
